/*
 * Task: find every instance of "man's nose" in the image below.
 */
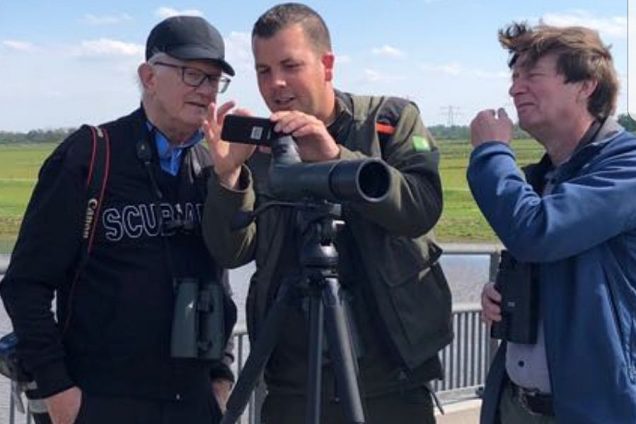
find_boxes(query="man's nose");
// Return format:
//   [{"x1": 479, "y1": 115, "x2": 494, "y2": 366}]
[
  {"x1": 270, "y1": 69, "x2": 287, "y2": 87},
  {"x1": 509, "y1": 78, "x2": 526, "y2": 97}
]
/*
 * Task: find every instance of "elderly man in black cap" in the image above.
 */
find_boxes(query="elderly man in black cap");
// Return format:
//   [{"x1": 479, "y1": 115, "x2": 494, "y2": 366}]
[{"x1": 0, "y1": 15, "x2": 237, "y2": 424}]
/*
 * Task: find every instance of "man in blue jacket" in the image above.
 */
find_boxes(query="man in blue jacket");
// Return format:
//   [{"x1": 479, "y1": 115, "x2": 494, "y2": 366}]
[{"x1": 468, "y1": 22, "x2": 636, "y2": 423}]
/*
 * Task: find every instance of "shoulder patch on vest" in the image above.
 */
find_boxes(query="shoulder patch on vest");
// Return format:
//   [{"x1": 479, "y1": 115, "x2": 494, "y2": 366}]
[{"x1": 411, "y1": 135, "x2": 431, "y2": 151}]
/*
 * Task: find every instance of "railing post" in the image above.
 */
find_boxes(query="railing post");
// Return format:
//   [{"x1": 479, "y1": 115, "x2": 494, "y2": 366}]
[{"x1": 9, "y1": 387, "x2": 14, "y2": 424}]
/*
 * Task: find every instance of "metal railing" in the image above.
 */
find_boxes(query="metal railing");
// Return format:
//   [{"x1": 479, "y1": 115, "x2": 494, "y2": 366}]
[
  {"x1": 433, "y1": 245, "x2": 501, "y2": 401},
  {"x1": 1, "y1": 244, "x2": 502, "y2": 423},
  {"x1": 229, "y1": 304, "x2": 496, "y2": 424}
]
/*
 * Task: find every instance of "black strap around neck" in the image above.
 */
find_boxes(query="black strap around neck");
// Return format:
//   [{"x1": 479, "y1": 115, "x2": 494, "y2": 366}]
[{"x1": 136, "y1": 127, "x2": 164, "y2": 200}]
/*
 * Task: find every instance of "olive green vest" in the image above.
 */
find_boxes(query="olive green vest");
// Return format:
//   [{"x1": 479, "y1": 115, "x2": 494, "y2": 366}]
[
  {"x1": 246, "y1": 94, "x2": 453, "y2": 372},
  {"x1": 341, "y1": 94, "x2": 453, "y2": 370}
]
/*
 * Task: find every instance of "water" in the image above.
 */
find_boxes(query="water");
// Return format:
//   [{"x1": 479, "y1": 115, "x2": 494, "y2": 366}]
[
  {"x1": 228, "y1": 253, "x2": 488, "y2": 326},
  {"x1": 0, "y1": 251, "x2": 492, "y2": 422}
]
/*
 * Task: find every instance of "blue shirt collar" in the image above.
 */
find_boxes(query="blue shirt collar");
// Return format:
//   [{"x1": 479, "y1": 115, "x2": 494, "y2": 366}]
[{"x1": 147, "y1": 122, "x2": 203, "y2": 176}]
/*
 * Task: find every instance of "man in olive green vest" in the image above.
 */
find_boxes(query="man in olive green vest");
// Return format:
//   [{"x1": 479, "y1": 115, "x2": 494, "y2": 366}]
[{"x1": 202, "y1": 3, "x2": 452, "y2": 423}]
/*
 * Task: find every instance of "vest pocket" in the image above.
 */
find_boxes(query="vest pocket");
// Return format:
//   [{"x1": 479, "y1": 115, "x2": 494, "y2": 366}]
[
  {"x1": 377, "y1": 236, "x2": 452, "y2": 348},
  {"x1": 376, "y1": 236, "x2": 427, "y2": 287},
  {"x1": 388, "y1": 263, "x2": 452, "y2": 347}
]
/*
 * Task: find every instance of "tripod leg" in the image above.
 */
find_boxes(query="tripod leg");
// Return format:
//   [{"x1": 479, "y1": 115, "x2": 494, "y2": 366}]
[
  {"x1": 306, "y1": 285, "x2": 324, "y2": 424},
  {"x1": 221, "y1": 283, "x2": 296, "y2": 424},
  {"x1": 322, "y1": 277, "x2": 366, "y2": 424}
]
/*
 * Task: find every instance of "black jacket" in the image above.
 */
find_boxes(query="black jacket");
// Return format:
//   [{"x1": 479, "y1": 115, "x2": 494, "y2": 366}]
[{"x1": 1, "y1": 108, "x2": 237, "y2": 399}]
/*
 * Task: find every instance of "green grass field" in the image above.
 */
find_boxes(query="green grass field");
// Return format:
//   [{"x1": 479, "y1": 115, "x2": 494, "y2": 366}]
[
  {"x1": 0, "y1": 140, "x2": 544, "y2": 252},
  {"x1": 0, "y1": 143, "x2": 59, "y2": 252},
  {"x1": 437, "y1": 139, "x2": 543, "y2": 241}
]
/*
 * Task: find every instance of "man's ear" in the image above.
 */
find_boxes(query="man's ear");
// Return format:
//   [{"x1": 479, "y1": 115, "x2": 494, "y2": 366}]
[
  {"x1": 138, "y1": 63, "x2": 155, "y2": 92},
  {"x1": 321, "y1": 52, "x2": 335, "y2": 82},
  {"x1": 579, "y1": 79, "x2": 598, "y2": 101}
]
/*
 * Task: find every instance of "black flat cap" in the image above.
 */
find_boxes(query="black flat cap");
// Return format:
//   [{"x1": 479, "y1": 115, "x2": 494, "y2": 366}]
[{"x1": 146, "y1": 15, "x2": 235, "y2": 76}]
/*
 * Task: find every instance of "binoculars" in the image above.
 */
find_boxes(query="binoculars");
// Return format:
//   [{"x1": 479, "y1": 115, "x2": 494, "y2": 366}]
[
  {"x1": 171, "y1": 278, "x2": 226, "y2": 360},
  {"x1": 490, "y1": 250, "x2": 538, "y2": 344}
]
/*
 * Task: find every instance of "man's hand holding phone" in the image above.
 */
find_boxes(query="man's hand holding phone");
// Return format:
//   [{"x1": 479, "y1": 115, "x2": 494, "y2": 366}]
[{"x1": 203, "y1": 102, "x2": 257, "y2": 189}]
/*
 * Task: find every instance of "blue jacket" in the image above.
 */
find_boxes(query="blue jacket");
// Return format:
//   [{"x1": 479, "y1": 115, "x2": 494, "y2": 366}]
[{"x1": 468, "y1": 119, "x2": 636, "y2": 423}]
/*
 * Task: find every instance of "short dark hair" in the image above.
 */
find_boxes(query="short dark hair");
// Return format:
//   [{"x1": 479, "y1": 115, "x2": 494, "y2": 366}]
[
  {"x1": 252, "y1": 2, "x2": 332, "y2": 53},
  {"x1": 499, "y1": 22, "x2": 619, "y2": 120}
]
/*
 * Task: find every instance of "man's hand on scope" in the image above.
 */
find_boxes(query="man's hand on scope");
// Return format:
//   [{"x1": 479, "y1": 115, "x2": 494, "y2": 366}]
[
  {"x1": 204, "y1": 101, "x2": 256, "y2": 189},
  {"x1": 271, "y1": 110, "x2": 341, "y2": 162}
]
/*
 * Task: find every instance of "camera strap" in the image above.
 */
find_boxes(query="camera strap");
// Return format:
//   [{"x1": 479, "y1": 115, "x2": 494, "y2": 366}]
[
  {"x1": 83, "y1": 126, "x2": 112, "y2": 253},
  {"x1": 62, "y1": 125, "x2": 111, "y2": 334}
]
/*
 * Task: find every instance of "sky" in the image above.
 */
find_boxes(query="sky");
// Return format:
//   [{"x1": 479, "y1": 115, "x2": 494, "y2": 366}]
[{"x1": 0, "y1": 0, "x2": 629, "y2": 132}]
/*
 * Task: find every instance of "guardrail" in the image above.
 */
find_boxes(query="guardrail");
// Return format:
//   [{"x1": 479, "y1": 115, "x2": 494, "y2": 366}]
[
  {"x1": 1, "y1": 244, "x2": 502, "y2": 423},
  {"x1": 230, "y1": 303, "x2": 496, "y2": 424}
]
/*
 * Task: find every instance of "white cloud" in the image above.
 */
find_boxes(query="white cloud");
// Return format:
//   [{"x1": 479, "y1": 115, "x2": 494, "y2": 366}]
[
  {"x1": 420, "y1": 62, "x2": 508, "y2": 79},
  {"x1": 155, "y1": 7, "x2": 204, "y2": 19},
  {"x1": 472, "y1": 70, "x2": 509, "y2": 80},
  {"x1": 360, "y1": 68, "x2": 405, "y2": 84},
  {"x1": 43, "y1": 90, "x2": 64, "y2": 98},
  {"x1": 542, "y1": 11, "x2": 627, "y2": 39},
  {"x1": 363, "y1": 69, "x2": 383, "y2": 82},
  {"x1": 336, "y1": 54, "x2": 352, "y2": 64},
  {"x1": 83, "y1": 13, "x2": 132, "y2": 25},
  {"x1": 74, "y1": 39, "x2": 144, "y2": 58},
  {"x1": 225, "y1": 31, "x2": 253, "y2": 72},
  {"x1": 2, "y1": 40, "x2": 35, "y2": 52},
  {"x1": 420, "y1": 62, "x2": 462, "y2": 76},
  {"x1": 371, "y1": 45, "x2": 405, "y2": 58}
]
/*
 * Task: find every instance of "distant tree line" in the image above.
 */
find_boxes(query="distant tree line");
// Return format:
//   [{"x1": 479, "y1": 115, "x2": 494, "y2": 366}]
[
  {"x1": 429, "y1": 113, "x2": 636, "y2": 141},
  {"x1": 617, "y1": 113, "x2": 636, "y2": 132},
  {"x1": 428, "y1": 124, "x2": 530, "y2": 140},
  {"x1": 0, "y1": 128, "x2": 76, "y2": 144},
  {"x1": 1, "y1": 114, "x2": 634, "y2": 144}
]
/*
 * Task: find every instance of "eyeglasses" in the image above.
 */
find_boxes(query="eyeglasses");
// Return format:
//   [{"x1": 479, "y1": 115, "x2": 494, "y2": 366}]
[{"x1": 152, "y1": 61, "x2": 231, "y2": 93}]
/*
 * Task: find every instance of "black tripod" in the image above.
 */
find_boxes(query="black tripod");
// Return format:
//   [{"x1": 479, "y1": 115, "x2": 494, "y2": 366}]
[{"x1": 221, "y1": 200, "x2": 365, "y2": 424}]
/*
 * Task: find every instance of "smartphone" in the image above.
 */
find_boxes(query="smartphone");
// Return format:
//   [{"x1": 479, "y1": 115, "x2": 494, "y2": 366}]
[{"x1": 221, "y1": 115, "x2": 277, "y2": 145}]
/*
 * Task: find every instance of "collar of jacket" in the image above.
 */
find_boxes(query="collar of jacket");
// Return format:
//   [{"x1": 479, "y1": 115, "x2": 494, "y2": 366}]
[
  {"x1": 328, "y1": 90, "x2": 354, "y2": 141},
  {"x1": 524, "y1": 118, "x2": 624, "y2": 189}
]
